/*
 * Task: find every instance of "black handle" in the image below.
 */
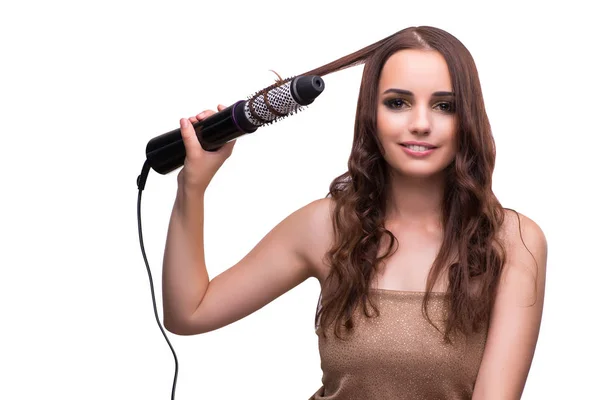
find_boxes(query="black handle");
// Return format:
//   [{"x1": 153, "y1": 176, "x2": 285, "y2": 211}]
[{"x1": 145, "y1": 101, "x2": 256, "y2": 175}]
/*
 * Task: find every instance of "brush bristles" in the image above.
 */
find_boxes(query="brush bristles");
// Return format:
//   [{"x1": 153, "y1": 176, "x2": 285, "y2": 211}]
[
  {"x1": 258, "y1": 105, "x2": 305, "y2": 127},
  {"x1": 243, "y1": 74, "x2": 304, "y2": 127},
  {"x1": 246, "y1": 75, "x2": 296, "y2": 100}
]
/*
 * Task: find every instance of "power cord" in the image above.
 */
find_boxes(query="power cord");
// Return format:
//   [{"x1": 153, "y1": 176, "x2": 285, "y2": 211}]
[{"x1": 137, "y1": 161, "x2": 179, "y2": 399}]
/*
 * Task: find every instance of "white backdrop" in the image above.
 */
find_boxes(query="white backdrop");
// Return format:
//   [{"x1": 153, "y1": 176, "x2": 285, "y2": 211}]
[{"x1": 1, "y1": 0, "x2": 598, "y2": 399}]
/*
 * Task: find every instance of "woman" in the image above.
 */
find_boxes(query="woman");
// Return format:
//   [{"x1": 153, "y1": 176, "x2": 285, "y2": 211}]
[{"x1": 161, "y1": 26, "x2": 547, "y2": 400}]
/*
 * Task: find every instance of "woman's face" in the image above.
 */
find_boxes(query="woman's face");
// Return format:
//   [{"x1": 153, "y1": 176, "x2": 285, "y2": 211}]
[{"x1": 376, "y1": 49, "x2": 458, "y2": 179}]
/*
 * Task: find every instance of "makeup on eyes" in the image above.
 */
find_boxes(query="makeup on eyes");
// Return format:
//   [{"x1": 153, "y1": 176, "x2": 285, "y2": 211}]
[
  {"x1": 383, "y1": 97, "x2": 455, "y2": 112},
  {"x1": 382, "y1": 88, "x2": 455, "y2": 104}
]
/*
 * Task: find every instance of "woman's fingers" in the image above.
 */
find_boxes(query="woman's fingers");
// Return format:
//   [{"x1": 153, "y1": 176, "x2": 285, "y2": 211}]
[
  {"x1": 191, "y1": 105, "x2": 226, "y2": 122},
  {"x1": 179, "y1": 117, "x2": 202, "y2": 158},
  {"x1": 181, "y1": 105, "x2": 227, "y2": 157}
]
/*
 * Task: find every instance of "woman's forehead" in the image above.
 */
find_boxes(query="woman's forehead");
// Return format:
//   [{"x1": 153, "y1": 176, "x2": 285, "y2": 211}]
[{"x1": 379, "y1": 50, "x2": 452, "y2": 94}]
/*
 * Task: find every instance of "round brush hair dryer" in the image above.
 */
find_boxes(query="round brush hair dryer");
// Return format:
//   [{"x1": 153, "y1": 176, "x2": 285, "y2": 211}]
[{"x1": 145, "y1": 74, "x2": 325, "y2": 175}]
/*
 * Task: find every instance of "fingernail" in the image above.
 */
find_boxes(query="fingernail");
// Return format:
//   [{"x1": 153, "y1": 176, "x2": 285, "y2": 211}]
[{"x1": 181, "y1": 118, "x2": 188, "y2": 128}]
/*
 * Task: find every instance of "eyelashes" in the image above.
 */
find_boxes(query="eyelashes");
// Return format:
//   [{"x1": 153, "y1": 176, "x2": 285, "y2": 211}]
[{"x1": 383, "y1": 98, "x2": 455, "y2": 113}]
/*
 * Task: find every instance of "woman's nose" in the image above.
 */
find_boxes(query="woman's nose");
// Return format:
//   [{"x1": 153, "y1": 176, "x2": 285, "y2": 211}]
[{"x1": 408, "y1": 106, "x2": 431, "y2": 135}]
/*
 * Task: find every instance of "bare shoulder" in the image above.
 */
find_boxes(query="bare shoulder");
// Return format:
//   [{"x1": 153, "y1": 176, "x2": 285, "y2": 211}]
[
  {"x1": 296, "y1": 197, "x2": 336, "y2": 284},
  {"x1": 498, "y1": 208, "x2": 548, "y2": 301},
  {"x1": 499, "y1": 209, "x2": 548, "y2": 263}
]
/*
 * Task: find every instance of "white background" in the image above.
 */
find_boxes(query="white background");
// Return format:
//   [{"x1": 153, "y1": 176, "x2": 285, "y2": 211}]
[{"x1": 1, "y1": 0, "x2": 598, "y2": 399}]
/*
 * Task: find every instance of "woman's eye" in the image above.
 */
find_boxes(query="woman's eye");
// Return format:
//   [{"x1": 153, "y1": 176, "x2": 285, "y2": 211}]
[
  {"x1": 385, "y1": 98, "x2": 407, "y2": 109},
  {"x1": 384, "y1": 99, "x2": 455, "y2": 112},
  {"x1": 435, "y1": 102, "x2": 455, "y2": 112}
]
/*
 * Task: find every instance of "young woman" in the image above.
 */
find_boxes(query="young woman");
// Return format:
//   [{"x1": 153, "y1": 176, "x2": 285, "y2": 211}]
[{"x1": 161, "y1": 26, "x2": 547, "y2": 400}]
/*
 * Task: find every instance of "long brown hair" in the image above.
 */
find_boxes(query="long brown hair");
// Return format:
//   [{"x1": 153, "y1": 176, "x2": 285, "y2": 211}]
[{"x1": 301, "y1": 26, "x2": 520, "y2": 344}]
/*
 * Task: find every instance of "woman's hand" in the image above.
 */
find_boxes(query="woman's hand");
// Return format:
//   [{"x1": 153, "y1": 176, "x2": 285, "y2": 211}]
[{"x1": 176, "y1": 104, "x2": 237, "y2": 192}]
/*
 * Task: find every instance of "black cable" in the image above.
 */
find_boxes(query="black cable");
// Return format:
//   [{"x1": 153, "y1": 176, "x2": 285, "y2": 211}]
[{"x1": 137, "y1": 161, "x2": 179, "y2": 400}]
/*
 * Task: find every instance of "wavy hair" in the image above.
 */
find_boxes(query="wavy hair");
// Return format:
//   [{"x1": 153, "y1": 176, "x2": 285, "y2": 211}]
[{"x1": 300, "y1": 26, "x2": 521, "y2": 344}]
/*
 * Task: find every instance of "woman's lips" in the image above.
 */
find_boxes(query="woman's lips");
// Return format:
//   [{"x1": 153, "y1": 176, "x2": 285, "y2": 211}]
[{"x1": 400, "y1": 144, "x2": 437, "y2": 157}]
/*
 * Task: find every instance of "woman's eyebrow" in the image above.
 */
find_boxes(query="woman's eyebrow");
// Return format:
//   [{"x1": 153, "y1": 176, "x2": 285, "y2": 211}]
[{"x1": 382, "y1": 88, "x2": 455, "y2": 97}]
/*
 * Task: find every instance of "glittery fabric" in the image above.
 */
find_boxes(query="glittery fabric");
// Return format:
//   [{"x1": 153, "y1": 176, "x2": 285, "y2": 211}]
[{"x1": 309, "y1": 289, "x2": 488, "y2": 400}]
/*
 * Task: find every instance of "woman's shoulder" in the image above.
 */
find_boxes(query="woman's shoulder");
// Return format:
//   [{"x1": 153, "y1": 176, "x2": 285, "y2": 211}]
[
  {"x1": 294, "y1": 197, "x2": 336, "y2": 283},
  {"x1": 499, "y1": 208, "x2": 547, "y2": 253},
  {"x1": 498, "y1": 208, "x2": 548, "y2": 284}
]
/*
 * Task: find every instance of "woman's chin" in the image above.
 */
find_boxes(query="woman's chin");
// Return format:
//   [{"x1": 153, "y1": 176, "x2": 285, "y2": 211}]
[{"x1": 392, "y1": 166, "x2": 448, "y2": 180}]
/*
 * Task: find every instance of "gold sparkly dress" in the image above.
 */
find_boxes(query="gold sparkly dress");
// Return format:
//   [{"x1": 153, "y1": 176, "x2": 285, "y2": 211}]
[{"x1": 309, "y1": 289, "x2": 488, "y2": 400}]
